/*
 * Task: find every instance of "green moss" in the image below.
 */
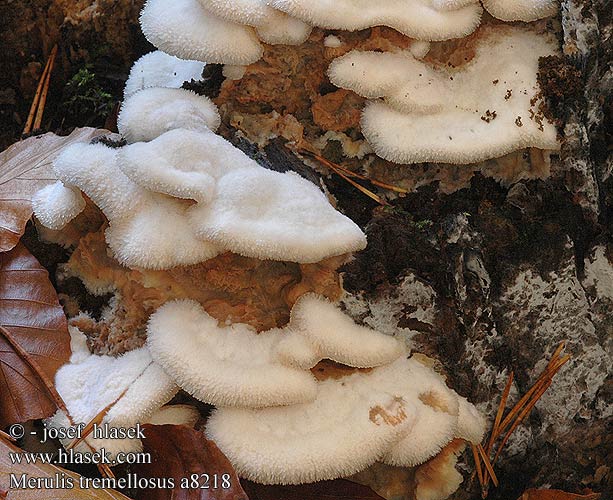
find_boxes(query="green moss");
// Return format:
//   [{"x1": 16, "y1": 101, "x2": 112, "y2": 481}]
[{"x1": 62, "y1": 67, "x2": 115, "y2": 126}]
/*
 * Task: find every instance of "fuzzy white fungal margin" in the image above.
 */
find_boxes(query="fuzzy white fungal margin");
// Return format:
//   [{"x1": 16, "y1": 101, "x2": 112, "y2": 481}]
[
  {"x1": 46, "y1": 327, "x2": 178, "y2": 461},
  {"x1": 147, "y1": 295, "x2": 404, "y2": 407},
  {"x1": 118, "y1": 87, "x2": 221, "y2": 143},
  {"x1": 482, "y1": 0, "x2": 558, "y2": 22},
  {"x1": 206, "y1": 357, "x2": 485, "y2": 484},
  {"x1": 270, "y1": 0, "x2": 483, "y2": 41},
  {"x1": 32, "y1": 182, "x2": 86, "y2": 230},
  {"x1": 123, "y1": 50, "x2": 205, "y2": 98},
  {"x1": 140, "y1": 0, "x2": 264, "y2": 65},
  {"x1": 329, "y1": 26, "x2": 560, "y2": 164}
]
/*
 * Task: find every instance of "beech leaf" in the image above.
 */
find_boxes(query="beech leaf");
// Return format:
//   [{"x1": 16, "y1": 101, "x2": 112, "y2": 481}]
[
  {"x1": 130, "y1": 424, "x2": 249, "y2": 500},
  {"x1": 518, "y1": 489, "x2": 601, "y2": 500},
  {"x1": 242, "y1": 479, "x2": 386, "y2": 500},
  {"x1": 0, "y1": 128, "x2": 109, "y2": 252},
  {"x1": 0, "y1": 437, "x2": 131, "y2": 499},
  {"x1": 0, "y1": 243, "x2": 71, "y2": 427}
]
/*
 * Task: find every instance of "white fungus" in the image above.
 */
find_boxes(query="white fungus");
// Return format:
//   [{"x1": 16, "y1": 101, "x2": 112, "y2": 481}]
[
  {"x1": 189, "y1": 166, "x2": 367, "y2": 263},
  {"x1": 34, "y1": 141, "x2": 221, "y2": 269},
  {"x1": 197, "y1": 0, "x2": 312, "y2": 45},
  {"x1": 206, "y1": 368, "x2": 416, "y2": 484},
  {"x1": 328, "y1": 25, "x2": 559, "y2": 164},
  {"x1": 276, "y1": 294, "x2": 405, "y2": 369},
  {"x1": 140, "y1": 0, "x2": 264, "y2": 65},
  {"x1": 206, "y1": 357, "x2": 484, "y2": 484},
  {"x1": 146, "y1": 295, "x2": 404, "y2": 407},
  {"x1": 117, "y1": 87, "x2": 220, "y2": 144},
  {"x1": 223, "y1": 65, "x2": 247, "y2": 80},
  {"x1": 33, "y1": 128, "x2": 366, "y2": 268},
  {"x1": 323, "y1": 35, "x2": 343, "y2": 48},
  {"x1": 117, "y1": 128, "x2": 366, "y2": 263},
  {"x1": 46, "y1": 327, "x2": 178, "y2": 460},
  {"x1": 31, "y1": 182, "x2": 85, "y2": 231},
  {"x1": 482, "y1": 0, "x2": 558, "y2": 22},
  {"x1": 269, "y1": 0, "x2": 483, "y2": 41},
  {"x1": 123, "y1": 50, "x2": 205, "y2": 99},
  {"x1": 146, "y1": 405, "x2": 201, "y2": 427}
]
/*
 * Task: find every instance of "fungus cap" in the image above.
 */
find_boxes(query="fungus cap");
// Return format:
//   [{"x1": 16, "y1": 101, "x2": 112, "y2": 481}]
[
  {"x1": 117, "y1": 128, "x2": 251, "y2": 203},
  {"x1": 118, "y1": 87, "x2": 221, "y2": 144},
  {"x1": 147, "y1": 297, "x2": 403, "y2": 407},
  {"x1": 197, "y1": 0, "x2": 312, "y2": 45},
  {"x1": 190, "y1": 167, "x2": 367, "y2": 263},
  {"x1": 34, "y1": 141, "x2": 220, "y2": 269},
  {"x1": 119, "y1": 128, "x2": 366, "y2": 263},
  {"x1": 330, "y1": 26, "x2": 559, "y2": 164},
  {"x1": 277, "y1": 294, "x2": 405, "y2": 368},
  {"x1": 140, "y1": 0, "x2": 263, "y2": 65},
  {"x1": 482, "y1": 0, "x2": 558, "y2": 22},
  {"x1": 206, "y1": 367, "x2": 416, "y2": 484},
  {"x1": 207, "y1": 357, "x2": 484, "y2": 483},
  {"x1": 270, "y1": 0, "x2": 483, "y2": 41},
  {"x1": 32, "y1": 182, "x2": 86, "y2": 231},
  {"x1": 47, "y1": 327, "x2": 178, "y2": 460},
  {"x1": 124, "y1": 50, "x2": 205, "y2": 98},
  {"x1": 147, "y1": 299, "x2": 319, "y2": 408}
]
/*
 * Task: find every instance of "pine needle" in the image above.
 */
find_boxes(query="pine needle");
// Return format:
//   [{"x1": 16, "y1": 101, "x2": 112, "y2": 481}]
[
  {"x1": 298, "y1": 148, "x2": 409, "y2": 205},
  {"x1": 474, "y1": 342, "x2": 570, "y2": 497},
  {"x1": 23, "y1": 45, "x2": 57, "y2": 135},
  {"x1": 486, "y1": 371, "x2": 514, "y2": 454},
  {"x1": 33, "y1": 45, "x2": 58, "y2": 131}
]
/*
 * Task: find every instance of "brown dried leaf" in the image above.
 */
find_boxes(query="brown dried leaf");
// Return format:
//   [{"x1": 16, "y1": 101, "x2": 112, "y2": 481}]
[
  {"x1": 0, "y1": 128, "x2": 108, "y2": 252},
  {"x1": 0, "y1": 437, "x2": 131, "y2": 499},
  {"x1": 130, "y1": 424, "x2": 249, "y2": 500},
  {"x1": 0, "y1": 243, "x2": 71, "y2": 427},
  {"x1": 242, "y1": 480, "x2": 386, "y2": 500},
  {"x1": 518, "y1": 489, "x2": 601, "y2": 500}
]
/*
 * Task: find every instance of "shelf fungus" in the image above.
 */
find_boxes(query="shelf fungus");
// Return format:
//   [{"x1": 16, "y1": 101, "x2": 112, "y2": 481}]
[
  {"x1": 117, "y1": 87, "x2": 221, "y2": 143},
  {"x1": 141, "y1": 0, "x2": 264, "y2": 65},
  {"x1": 482, "y1": 0, "x2": 559, "y2": 22},
  {"x1": 146, "y1": 294, "x2": 404, "y2": 407},
  {"x1": 46, "y1": 327, "x2": 179, "y2": 460},
  {"x1": 32, "y1": 125, "x2": 366, "y2": 267},
  {"x1": 206, "y1": 357, "x2": 485, "y2": 484},
  {"x1": 270, "y1": 0, "x2": 483, "y2": 41},
  {"x1": 123, "y1": 50, "x2": 205, "y2": 98},
  {"x1": 328, "y1": 25, "x2": 559, "y2": 164}
]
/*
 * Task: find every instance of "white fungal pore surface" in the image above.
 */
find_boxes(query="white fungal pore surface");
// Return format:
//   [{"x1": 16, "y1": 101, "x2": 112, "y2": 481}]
[
  {"x1": 198, "y1": 0, "x2": 312, "y2": 45},
  {"x1": 140, "y1": 0, "x2": 264, "y2": 65},
  {"x1": 482, "y1": 0, "x2": 558, "y2": 22},
  {"x1": 33, "y1": 125, "x2": 366, "y2": 267},
  {"x1": 206, "y1": 357, "x2": 485, "y2": 484},
  {"x1": 269, "y1": 0, "x2": 483, "y2": 41},
  {"x1": 46, "y1": 327, "x2": 178, "y2": 460},
  {"x1": 118, "y1": 87, "x2": 221, "y2": 144},
  {"x1": 123, "y1": 50, "x2": 205, "y2": 98},
  {"x1": 146, "y1": 295, "x2": 405, "y2": 407},
  {"x1": 328, "y1": 25, "x2": 559, "y2": 164}
]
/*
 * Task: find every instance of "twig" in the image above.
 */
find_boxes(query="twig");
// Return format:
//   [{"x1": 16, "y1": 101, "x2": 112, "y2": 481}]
[
  {"x1": 298, "y1": 148, "x2": 402, "y2": 206},
  {"x1": 23, "y1": 45, "x2": 57, "y2": 135},
  {"x1": 476, "y1": 342, "x2": 570, "y2": 497},
  {"x1": 486, "y1": 371, "x2": 514, "y2": 454},
  {"x1": 477, "y1": 444, "x2": 498, "y2": 488},
  {"x1": 33, "y1": 45, "x2": 58, "y2": 131}
]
